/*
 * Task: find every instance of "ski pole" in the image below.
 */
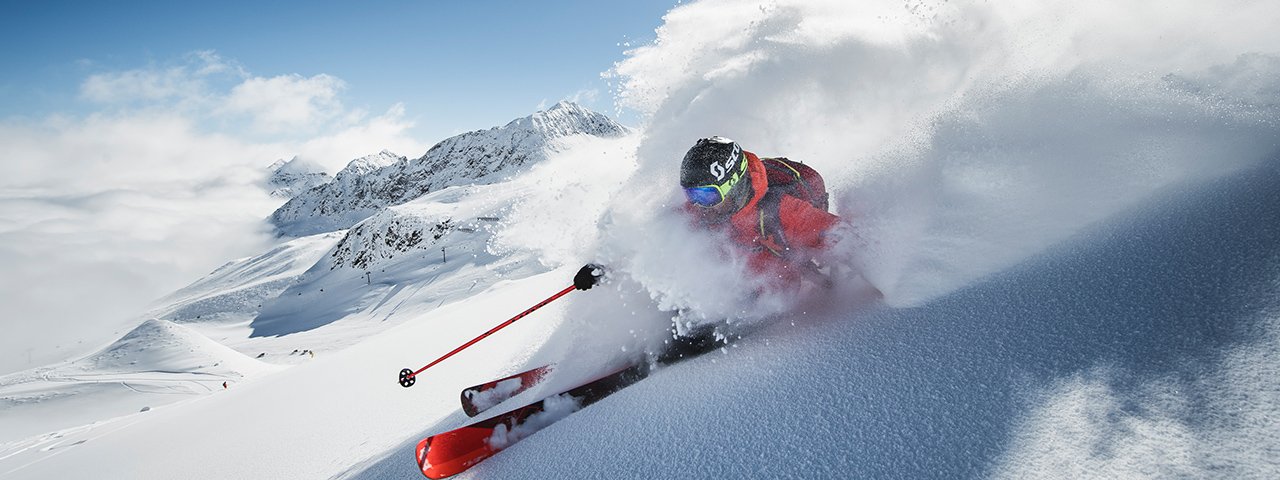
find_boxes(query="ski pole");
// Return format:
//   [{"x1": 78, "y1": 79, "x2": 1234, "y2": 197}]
[{"x1": 399, "y1": 284, "x2": 577, "y2": 388}]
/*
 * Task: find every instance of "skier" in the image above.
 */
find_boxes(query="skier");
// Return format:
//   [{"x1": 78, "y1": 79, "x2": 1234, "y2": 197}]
[
  {"x1": 676, "y1": 136, "x2": 838, "y2": 287},
  {"x1": 412, "y1": 138, "x2": 864, "y2": 477},
  {"x1": 575, "y1": 136, "x2": 850, "y2": 358}
]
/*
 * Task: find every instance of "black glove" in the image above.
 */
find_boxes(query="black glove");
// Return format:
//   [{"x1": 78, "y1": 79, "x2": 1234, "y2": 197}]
[{"x1": 574, "y1": 264, "x2": 606, "y2": 290}]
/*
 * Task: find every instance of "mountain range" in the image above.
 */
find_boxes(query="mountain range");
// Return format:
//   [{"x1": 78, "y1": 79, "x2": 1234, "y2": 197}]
[{"x1": 269, "y1": 101, "x2": 628, "y2": 237}]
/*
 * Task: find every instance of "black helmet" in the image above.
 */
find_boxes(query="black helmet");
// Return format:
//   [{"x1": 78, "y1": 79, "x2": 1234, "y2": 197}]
[
  {"x1": 680, "y1": 136, "x2": 744, "y2": 188},
  {"x1": 680, "y1": 136, "x2": 752, "y2": 210}
]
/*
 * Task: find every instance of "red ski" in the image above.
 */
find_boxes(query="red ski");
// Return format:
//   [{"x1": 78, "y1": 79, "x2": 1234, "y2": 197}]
[
  {"x1": 460, "y1": 364, "x2": 554, "y2": 417},
  {"x1": 415, "y1": 364, "x2": 648, "y2": 479}
]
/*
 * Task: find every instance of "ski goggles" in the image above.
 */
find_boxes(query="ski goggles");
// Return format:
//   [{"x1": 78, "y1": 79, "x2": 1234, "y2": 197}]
[{"x1": 684, "y1": 154, "x2": 748, "y2": 208}]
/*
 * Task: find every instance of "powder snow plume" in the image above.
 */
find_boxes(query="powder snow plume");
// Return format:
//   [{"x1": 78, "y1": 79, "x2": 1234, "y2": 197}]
[{"x1": 597, "y1": 0, "x2": 1280, "y2": 315}]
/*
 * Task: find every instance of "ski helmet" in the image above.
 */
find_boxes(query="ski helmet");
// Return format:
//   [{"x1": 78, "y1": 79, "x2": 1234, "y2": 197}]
[{"x1": 680, "y1": 136, "x2": 751, "y2": 209}]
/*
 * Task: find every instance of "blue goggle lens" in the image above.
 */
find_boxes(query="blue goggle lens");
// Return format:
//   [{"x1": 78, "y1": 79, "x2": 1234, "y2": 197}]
[{"x1": 684, "y1": 186, "x2": 724, "y2": 207}]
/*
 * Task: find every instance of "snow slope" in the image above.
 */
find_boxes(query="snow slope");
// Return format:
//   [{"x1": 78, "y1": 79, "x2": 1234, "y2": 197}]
[
  {"x1": 4, "y1": 1, "x2": 1280, "y2": 479},
  {"x1": 447, "y1": 161, "x2": 1280, "y2": 480},
  {"x1": 145, "y1": 231, "x2": 344, "y2": 326}
]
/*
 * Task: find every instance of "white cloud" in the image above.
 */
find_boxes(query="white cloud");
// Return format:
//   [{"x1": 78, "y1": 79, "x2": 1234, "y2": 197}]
[
  {"x1": 79, "y1": 50, "x2": 241, "y2": 105},
  {"x1": 81, "y1": 67, "x2": 204, "y2": 104},
  {"x1": 0, "y1": 112, "x2": 284, "y2": 374},
  {"x1": 568, "y1": 88, "x2": 599, "y2": 105},
  {"x1": 76, "y1": 51, "x2": 376, "y2": 137},
  {"x1": 294, "y1": 103, "x2": 427, "y2": 172},
  {"x1": 221, "y1": 74, "x2": 347, "y2": 134},
  {"x1": 188, "y1": 50, "x2": 242, "y2": 77}
]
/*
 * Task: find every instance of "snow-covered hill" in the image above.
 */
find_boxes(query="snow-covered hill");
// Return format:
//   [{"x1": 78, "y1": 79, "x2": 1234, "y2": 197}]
[
  {"x1": 269, "y1": 101, "x2": 628, "y2": 237},
  {"x1": 75, "y1": 319, "x2": 278, "y2": 377},
  {"x1": 0, "y1": 319, "x2": 279, "y2": 447}
]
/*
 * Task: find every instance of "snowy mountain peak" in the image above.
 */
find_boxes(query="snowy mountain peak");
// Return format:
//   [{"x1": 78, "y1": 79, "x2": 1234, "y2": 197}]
[
  {"x1": 269, "y1": 103, "x2": 627, "y2": 237},
  {"x1": 267, "y1": 156, "x2": 331, "y2": 198},
  {"x1": 422, "y1": 100, "x2": 627, "y2": 163},
  {"x1": 335, "y1": 150, "x2": 406, "y2": 181},
  {"x1": 269, "y1": 156, "x2": 326, "y2": 176},
  {"x1": 500, "y1": 101, "x2": 628, "y2": 139}
]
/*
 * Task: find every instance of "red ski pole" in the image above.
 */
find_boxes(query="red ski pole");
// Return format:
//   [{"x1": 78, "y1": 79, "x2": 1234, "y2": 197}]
[{"x1": 399, "y1": 284, "x2": 577, "y2": 388}]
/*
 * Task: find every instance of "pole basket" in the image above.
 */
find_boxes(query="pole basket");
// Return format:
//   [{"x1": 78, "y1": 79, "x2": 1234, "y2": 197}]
[{"x1": 399, "y1": 368, "x2": 416, "y2": 388}]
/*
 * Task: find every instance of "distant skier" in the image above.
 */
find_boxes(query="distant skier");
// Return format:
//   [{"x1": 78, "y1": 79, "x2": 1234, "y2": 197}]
[
  {"x1": 222, "y1": 381, "x2": 228, "y2": 389},
  {"x1": 576, "y1": 136, "x2": 864, "y2": 358}
]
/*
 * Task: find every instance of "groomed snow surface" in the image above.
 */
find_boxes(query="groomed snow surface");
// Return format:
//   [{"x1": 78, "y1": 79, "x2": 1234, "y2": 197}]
[{"x1": 4, "y1": 0, "x2": 1280, "y2": 478}]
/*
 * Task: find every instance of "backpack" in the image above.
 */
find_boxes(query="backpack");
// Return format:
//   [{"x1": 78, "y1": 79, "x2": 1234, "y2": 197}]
[
  {"x1": 753, "y1": 157, "x2": 831, "y2": 259},
  {"x1": 759, "y1": 157, "x2": 828, "y2": 212}
]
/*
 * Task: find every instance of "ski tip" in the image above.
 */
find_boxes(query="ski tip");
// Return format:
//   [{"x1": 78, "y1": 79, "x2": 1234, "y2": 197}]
[
  {"x1": 416, "y1": 427, "x2": 499, "y2": 479},
  {"x1": 415, "y1": 437, "x2": 431, "y2": 472}
]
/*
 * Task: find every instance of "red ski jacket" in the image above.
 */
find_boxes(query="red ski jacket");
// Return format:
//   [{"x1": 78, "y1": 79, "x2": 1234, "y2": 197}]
[{"x1": 691, "y1": 151, "x2": 839, "y2": 289}]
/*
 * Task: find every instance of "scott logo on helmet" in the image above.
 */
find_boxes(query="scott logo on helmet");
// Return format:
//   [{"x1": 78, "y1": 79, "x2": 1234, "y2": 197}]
[
  {"x1": 709, "y1": 160, "x2": 728, "y2": 181},
  {"x1": 707, "y1": 142, "x2": 742, "y2": 181}
]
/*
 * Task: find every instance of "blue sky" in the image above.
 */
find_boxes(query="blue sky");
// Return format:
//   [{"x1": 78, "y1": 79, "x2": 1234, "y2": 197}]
[{"x1": 0, "y1": 1, "x2": 678, "y2": 144}]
